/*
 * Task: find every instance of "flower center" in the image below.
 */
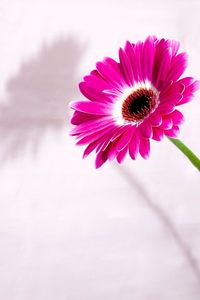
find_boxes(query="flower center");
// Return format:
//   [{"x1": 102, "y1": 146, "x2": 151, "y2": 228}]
[{"x1": 122, "y1": 88, "x2": 158, "y2": 123}]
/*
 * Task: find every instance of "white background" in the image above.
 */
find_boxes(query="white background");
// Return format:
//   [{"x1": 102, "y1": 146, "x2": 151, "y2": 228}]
[{"x1": 0, "y1": 0, "x2": 200, "y2": 299}]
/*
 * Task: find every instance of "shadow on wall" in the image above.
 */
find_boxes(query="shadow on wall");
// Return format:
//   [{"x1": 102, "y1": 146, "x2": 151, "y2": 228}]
[
  {"x1": 0, "y1": 36, "x2": 85, "y2": 162},
  {"x1": 116, "y1": 165, "x2": 200, "y2": 285}
]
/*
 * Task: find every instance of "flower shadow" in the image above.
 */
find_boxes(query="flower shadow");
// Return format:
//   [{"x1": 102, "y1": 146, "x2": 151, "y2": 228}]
[
  {"x1": 0, "y1": 36, "x2": 85, "y2": 163},
  {"x1": 116, "y1": 165, "x2": 200, "y2": 284}
]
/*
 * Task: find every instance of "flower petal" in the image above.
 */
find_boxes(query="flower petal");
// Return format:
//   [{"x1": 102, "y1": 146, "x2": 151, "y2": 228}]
[
  {"x1": 116, "y1": 125, "x2": 134, "y2": 151},
  {"x1": 95, "y1": 149, "x2": 109, "y2": 168},
  {"x1": 171, "y1": 110, "x2": 185, "y2": 125},
  {"x1": 134, "y1": 41, "x2": 143, "y2": 81},
  {"x1": 139, "y1": 120, "x2": 152, "y2": 138},
  {"x1": 117, "y1": 145, "x2": 129, "y2": 164},
  {"x1": 142, "y1": 36, "x2": 155, "y2": 81},
  {"x1": 176, "y1": 93, "x2": 193, "y2": 106},
  {"x1": 153, "y1": 38, "x2": 170, "y2": 85},
  {"x1": 160, "y1": 117, "x2": 173, "y2": 130},
  {"x1": 119, "y1": 48, "x2": 134, "y2": 86},
  {"x1": 139, "y1": 138, "x2": 150, "y2": 159},
  {"x1": 79, "y1": 81, "x2": 111, "y2": 103},
  {"x1": 70, "y1": 101, "x2": 111, "y2": 115},
  {"x1": 129, "y1": 130, "x2": 140, "y2": 160},
  {"x1": 164, "y1": 126, "x2": 180, "y2": 138},
  {"x1": 70, "y1": 117, "x2": 113, "y2": 136},
  {"x1": 158, "y1": 103, "x2": 175, "y2": 114},
  {"x1": 171, "y1": 39, "x2": 180, "y2": 56},
  {"x1": 152, "y1": 127, "x2": 164, "y2": 141},
  {"x1": 155, "y1": 47, "x2": 172, "y2": 89},
  {"x1": 70, "y1": 111, "x2": 100, "y2": 125},
  {"x1": 96, "y1": 126, "x2": 121, "y2": 152},
  {"x1": 107, "y1": 139, "x2": 120, "y2": 161},
  {"x1": 76, "y1": 124, "x2": 116, "y2": 145},
  {"x1": 150, "y1": 113, "x2": 162, "y2": 126},
  {"x1": 124, "y1": 41, "x2": 138, "y2": 81},
  {"x1": 83, "y1": 138, "x2": 102, "y2": 158},
  {"x1": 166, "y1": 52, "x2": 188, "y2": 82},
  {"x1": 160, "y1": 93, "x2": 183, "y2": 105},
  {"x1": 96, "y1": 57, "x2": 126, "y2": 88}
]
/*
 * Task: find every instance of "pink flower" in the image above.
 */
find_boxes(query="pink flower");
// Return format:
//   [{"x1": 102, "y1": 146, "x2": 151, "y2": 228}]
[{"x1": 70, "y1": 36, "x2": 200, "y2": 168}]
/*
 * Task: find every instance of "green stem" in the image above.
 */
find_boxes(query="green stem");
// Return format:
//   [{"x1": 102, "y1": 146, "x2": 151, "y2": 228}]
[{"x1": 168, "y1": 137, "x2": 200, "y2": 172}]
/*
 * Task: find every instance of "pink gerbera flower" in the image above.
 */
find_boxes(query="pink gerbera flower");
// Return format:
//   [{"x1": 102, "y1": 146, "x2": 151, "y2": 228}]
[{"x1": 70, "y1": 36, "x2": 200, "y2": 168}]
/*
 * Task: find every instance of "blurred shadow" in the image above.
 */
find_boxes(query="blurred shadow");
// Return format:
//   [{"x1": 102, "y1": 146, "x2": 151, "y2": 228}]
[
  {"x1": 0, "y1": 36, "x2": 85, "y2": 162},
  {"x1": 116, "y1": 165, "x2": 200, "y2": 284}
]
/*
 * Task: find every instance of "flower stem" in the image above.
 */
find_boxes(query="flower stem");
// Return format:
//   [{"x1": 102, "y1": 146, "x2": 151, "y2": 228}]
[{"x1": 168, "y1": 137, "x2": 200, "y2": 172}]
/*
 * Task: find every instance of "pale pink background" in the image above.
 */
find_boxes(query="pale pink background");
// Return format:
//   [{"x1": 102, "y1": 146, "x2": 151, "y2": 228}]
[{"x1": 0, "y1": 0, "x2": 200, "y2": 299}]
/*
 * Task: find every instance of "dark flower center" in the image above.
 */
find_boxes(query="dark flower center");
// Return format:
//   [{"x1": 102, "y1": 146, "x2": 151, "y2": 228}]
[{"x1": 122, "y1": 88, "x2": 158, "y2": 123}]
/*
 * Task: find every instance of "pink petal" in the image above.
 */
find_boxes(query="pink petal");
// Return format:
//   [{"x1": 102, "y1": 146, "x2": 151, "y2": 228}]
[
  {"x1": 176, "y1": 93, "x2": 194, "y2": 106},
  {"x1": 166, "y1": 52, "x2": 188, "y2": 82},
  {"x1": 70, "y1": 111, "x2": 100, "y2": 125},
  {"x1": 160, "y1": 117, "x2": 173, "y2": 130},
  {"x1": 134, "y1": 41, "x2": 143, "y2": 81},
  {"x1": 160, "y1": 93, "x2": 183, "y2": 105},
  {"x1": 76, "y1": 124, "x2": 116, "y2": 145},
  {"x1": 83, "y1": 72, "x2": 112, "y2": 92},
  {"x1": 70, "y1": 100, "x2": 111, "y2": 115},
  {"x1": 164, "y1": 126, "x2": 180, "y2": 138},
  {"x1": 164, "y1": 81, "x2": 185, "y2": 95},
  {"x1": 124, "y1": 41, "x2": 139, "y2": 82},
  {"x1": 158, "y1": 103, "x2": 175, "y2": 114},
  {"x1": 95, "y1": 149, "x2": 109, "y2": 168},
  {"x1": 150, "y1": 113, "x2": 162, "y2": 126},
  {"x1": 83, "y1": 138, "x2": 102, "y2": 158},
  {"x1": 79, "y1": 81, "x2": 111, "y2": 103},
  {"x1": 171, "y1": 110, "x2": 185, "y2": 125},
  {"x1": 142, "y1": 36, "x2": 155, "y2": 81},
  {"x1": 129, "y1": 130, "x2": 140, "y2": 160},
  {"x1": 110, "y1": 126, "x2": 128, "y2": 142},
  {"x1": 83, "y1": 72, "x2": 119, "y2": 102},
  {"x1": 152, "y1": 127, "x2": 164, "y2": 141},
  {"x1": 155, "y1": 47, "x2": 172, "y2": 89},
  {"x1": 178, "y1": 77, "x2": 194, "y2": 87},
  {"x1": 160, "y1": 80, "x2": 174, "y2": 97},
  {"x1": 117, "y1": 145, "x2": 129, "y2": 164},
  {"x1": 96, "y1": 126, "x2": 121, "y2": 152},
  {"x1": 70, "y1": 117, "x2": 113, "y2": 136},
  {"x1": 139, "y1": 138, "x2": 150, "y2": 159},
  {"x1": 171, "y1": 39, "x2": 180, "y2": 56},
  {"x1": 124, "y1": 41, "x2": 134, "y2": 58},
  {"x1": 186, "y1": 80, "x2": 200, "y2": 93},
  {"x1": 119, "y1": 48, "x2": 134, "y2": 86},
  {"x1": 139, "y1": 120, "x2": 152, "y2": 138},
  {"x1": 153, "y1": 38, "x2": 170, "y2": 85},
  {"x1": 107, "y1": 139, "x2": 120, "y2": 161},
  {"x1": 96, "y1": 58, "x2": 125, "y2": 88},
  {"x1": 116, "y1": 125, "x2": 134, "y2": 151}
]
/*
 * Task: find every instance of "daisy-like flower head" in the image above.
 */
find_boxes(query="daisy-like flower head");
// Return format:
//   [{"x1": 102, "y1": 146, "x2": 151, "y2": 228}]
[{"x1": 70, "y1": 36, "x2": 200, "y2": 168}]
